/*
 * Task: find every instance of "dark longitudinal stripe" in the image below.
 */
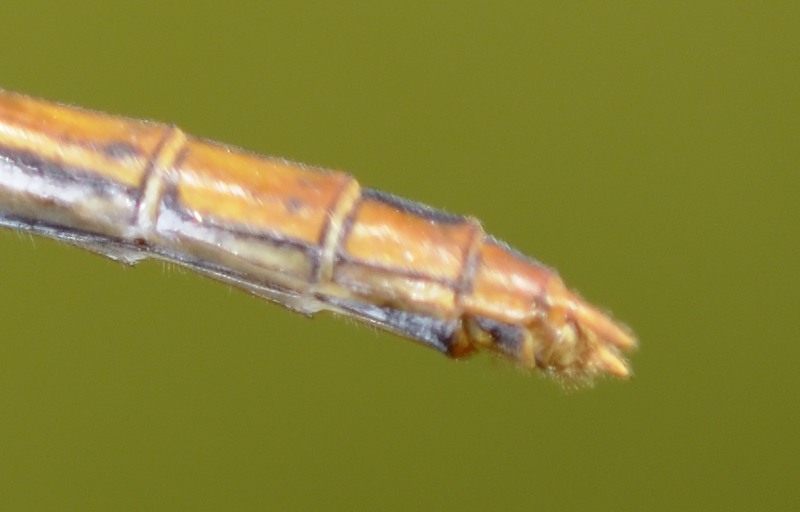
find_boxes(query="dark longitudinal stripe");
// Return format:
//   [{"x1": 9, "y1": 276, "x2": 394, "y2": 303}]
[
  {"x1": 361, "y1": 187, "x2": 466, "y2": 224},
  {"x1": 320, "y1": 295, "x2": 458, "y2": 353},
  {"x1": 101, "y1": 141, "x2": 143, "y2": 160},
  {"x1": 159, "y1": 186, "x2": 322, "y2": 261},
  {"x1": 0, "y1": 144, "x2": 135, "y2": 197}
]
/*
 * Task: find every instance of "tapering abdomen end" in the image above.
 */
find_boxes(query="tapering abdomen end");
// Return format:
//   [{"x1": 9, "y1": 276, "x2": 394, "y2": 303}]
[
  {"x1": 458, "y1": 237, "x2": 636, "y2": 384},
  {"x1": 530, "y1": 279, "x2": 636, "y2": 383},
  {"x1": 455, "y1": 305, "x2": 636, "y2": 385}
]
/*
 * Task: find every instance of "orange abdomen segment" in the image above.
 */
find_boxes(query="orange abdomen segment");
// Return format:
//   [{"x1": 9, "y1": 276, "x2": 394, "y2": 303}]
[
  {"x1": 174, "y1": 140, "x2": 353, "y2": 246},
  {"x1": 0, "y1": 89, "x2": 636, "y2": 382},
  {"x1": 155, "y1": 139, "x2": 357, "y2": 285},
  {"x1": 461, "y1": 237, "x2": 555, "y2": 324},
  {"x1": 334, "y1": 189, "x2": 482, "y2": 316},
  {"x1": 0, "y1": 90, "x2": 167, "y2": 189},
  {"x1": 0, "y1": 90, "x2": 169, "y2": 236}
]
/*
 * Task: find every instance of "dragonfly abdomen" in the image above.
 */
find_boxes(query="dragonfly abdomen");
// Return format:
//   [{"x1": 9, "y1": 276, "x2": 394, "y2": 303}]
[{"x1": 0, "y1": 89, "x2": 636, "y2": 384}]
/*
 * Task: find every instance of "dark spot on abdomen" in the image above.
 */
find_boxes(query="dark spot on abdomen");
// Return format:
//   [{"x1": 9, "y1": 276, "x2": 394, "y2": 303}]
[
  {"x1": 286, "y1": 197, "x2": 304, "y2": 213},
  {"x1": 102, "y1": 142, "x2": 141, "y2": 160}
]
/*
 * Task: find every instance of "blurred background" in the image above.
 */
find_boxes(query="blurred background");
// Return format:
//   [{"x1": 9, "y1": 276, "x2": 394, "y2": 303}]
[{"x1": 0, "y1": 2, "x2": 797, "y2": 510}]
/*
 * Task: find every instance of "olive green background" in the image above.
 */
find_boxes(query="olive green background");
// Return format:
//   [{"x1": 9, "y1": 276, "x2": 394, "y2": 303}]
[{"x1": 0, "y1": 2, "x2": 797, "y2": 510}]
